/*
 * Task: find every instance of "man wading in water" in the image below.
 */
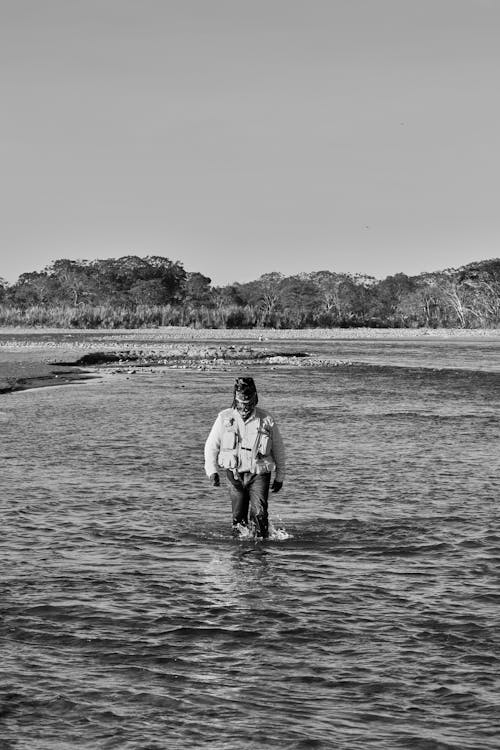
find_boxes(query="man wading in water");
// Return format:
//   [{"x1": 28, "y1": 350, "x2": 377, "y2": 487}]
[{"x1": 204, "y1": 377, "x2": 286, "y2": 539}]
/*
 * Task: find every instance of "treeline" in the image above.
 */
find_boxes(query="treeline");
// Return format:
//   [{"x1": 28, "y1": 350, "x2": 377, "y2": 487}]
[{"x1": 0, "y1": 255, "x2": 499, "y2": 329}]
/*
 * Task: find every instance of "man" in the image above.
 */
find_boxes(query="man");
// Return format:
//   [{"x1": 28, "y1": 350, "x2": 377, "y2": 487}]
[{"x1": 204, "y1": 377, "x2": 285, "y2": 539}]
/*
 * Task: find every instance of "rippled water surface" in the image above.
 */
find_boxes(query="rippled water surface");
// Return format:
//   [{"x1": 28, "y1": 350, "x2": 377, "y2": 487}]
[{"x1": 1, "y1": 339, "x2": 500, "y2": 749}]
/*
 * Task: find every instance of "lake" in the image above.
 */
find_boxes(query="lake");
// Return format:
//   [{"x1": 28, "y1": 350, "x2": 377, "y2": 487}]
[{"x1": 1, "y1": 335, "x2": 499, "y2": 749}]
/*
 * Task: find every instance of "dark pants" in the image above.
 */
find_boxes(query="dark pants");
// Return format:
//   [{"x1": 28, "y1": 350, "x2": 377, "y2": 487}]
[{"x1": 226, "y1": 470, "x2": 271, "y2": 538}]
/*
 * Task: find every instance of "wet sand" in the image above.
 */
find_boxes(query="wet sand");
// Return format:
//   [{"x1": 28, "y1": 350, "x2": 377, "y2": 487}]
[{"x1": 0, "y1": 359, "x2": 96, "y2": 394}]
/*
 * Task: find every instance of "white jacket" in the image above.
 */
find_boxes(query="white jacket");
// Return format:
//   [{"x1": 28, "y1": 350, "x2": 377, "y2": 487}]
[{"x1": 204, "y1": 406, "x2": 285, "y2": 482}]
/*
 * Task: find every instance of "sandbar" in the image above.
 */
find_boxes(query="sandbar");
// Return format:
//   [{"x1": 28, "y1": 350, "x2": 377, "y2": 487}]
[{"x1": 1, "y1": 326, "x2": 498, "y2": 394}]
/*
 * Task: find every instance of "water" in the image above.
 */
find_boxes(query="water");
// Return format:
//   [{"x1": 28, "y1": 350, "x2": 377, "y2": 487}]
[{"x1": 1, "y1": 339, "x2": 500, "y2": 749}]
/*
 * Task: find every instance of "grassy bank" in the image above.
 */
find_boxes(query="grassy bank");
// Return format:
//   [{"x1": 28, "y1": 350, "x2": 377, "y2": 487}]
[
  {"x1": 2, "y1": 303, "x2": 500, "y2": 331},
  {"x1": 0, "y1": 303, "x2": 188, "y2": 329}
]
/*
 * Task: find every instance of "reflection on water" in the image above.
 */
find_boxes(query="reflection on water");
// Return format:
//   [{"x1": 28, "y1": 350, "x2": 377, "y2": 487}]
[{"x1": 1, "y1": 349, "x2": 500, "y2": 749}]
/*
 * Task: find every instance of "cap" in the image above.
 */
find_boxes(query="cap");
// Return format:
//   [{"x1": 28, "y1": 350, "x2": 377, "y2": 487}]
[{"x1": 233, "y1": 376, "x2": 258, "y2": 404}]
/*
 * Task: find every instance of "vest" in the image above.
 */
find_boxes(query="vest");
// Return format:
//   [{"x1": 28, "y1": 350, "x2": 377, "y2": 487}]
[{"x1": 217, "y1": 410, "x2": 276, "y2": 474}]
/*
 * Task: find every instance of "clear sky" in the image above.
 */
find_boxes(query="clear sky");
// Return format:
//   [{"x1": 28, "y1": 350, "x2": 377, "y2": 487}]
[{"x1": 1, "y1": 0, "x2": 499, "y2": 286}]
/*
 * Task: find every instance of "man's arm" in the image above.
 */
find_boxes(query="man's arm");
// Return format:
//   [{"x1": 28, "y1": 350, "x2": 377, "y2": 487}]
[
  {"x1": 204, "y1": 415, "x2": 222, "y2": 478},
  {"x1": 271, "y1": 419, "x2": 285, "y2": 484}
]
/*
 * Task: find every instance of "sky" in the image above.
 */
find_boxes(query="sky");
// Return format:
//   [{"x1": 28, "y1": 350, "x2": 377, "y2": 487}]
[{"x1": 1, "y1": 0, "x2": 500, "y2": 286}]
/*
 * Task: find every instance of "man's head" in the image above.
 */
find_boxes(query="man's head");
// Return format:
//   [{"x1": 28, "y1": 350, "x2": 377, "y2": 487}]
[{"x1": 233, "y1": 376, "x2": 258, "y2": 419}]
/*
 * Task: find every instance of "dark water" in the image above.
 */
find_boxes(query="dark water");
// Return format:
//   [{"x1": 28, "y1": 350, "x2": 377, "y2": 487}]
[{"x1": 1, "y1": 341, "x2": 500, "y2": 749}]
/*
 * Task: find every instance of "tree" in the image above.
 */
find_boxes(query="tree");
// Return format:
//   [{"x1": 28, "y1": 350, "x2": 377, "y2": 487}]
[
  {"x1": 9, "y1": 271, "x2": 55, "y2": 306},
  {"x1": 373, "y1": 273, "x2": 417, "y2": 326},
  {"x1": 278, "y1": 275, "x2": 318, "y2": 326},
  {"x1": 308, "y1": 271, "x2": 359, "y2": 323},
  {"x1": 183, "y1": 272, "x2": 213, "y2": 305},
  {"x1": 129, "y1": 279, "x2": 170, "y2": 305},
  {"x1": 87, "y1": 255, "x2": 187, "y2": 305},
  {"x1": 46, "y1": 259, "x2": 94, "y2": 305},
  {"x1": 89, "y1": 256, "x2": 151, "y2": 304},
  {"x1": 143, "y1": 256, "x2": 187, "y2": 303},
  {"x1": 456, "y1": 260, "x2": 500, "y2": 326},
  {"x1": 213, "y1": 284, "x2": 246, "y2": 308},
  {"x1": 242, "y1": 272, "x2": 284, "y2": 324}
]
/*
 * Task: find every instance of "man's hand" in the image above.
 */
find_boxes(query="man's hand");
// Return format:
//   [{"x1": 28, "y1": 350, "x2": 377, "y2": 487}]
[
  {"x1": 210, "y1": 473, "x2": 220, "y2": 487},
  {"x1": 271, "y1": 480, "x2": 283, "y2": 493}
]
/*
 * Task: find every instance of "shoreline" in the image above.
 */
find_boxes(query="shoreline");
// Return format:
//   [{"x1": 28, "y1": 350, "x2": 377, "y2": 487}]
[
  {"x1": 1, "y1": 325, "x2": 500, "y2": 341},
  {"x1": 1, "y1": 326, "x2": 499, "y2": 395},
  {"x1": 0, "y1": 368, "x2": 96, "y2": 395},
  {"x1": 0, "y1": 344, "x2": 350, "y2": 395}
]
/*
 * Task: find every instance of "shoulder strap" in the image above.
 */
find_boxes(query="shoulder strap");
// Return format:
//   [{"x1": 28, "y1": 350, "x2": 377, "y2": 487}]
[{"x1": 250, "y1": 416, "x2": 262, "y2": 463}]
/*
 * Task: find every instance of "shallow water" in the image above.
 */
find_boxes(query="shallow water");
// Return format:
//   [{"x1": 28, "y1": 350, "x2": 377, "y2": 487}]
[{"x1": 1, "y1": 341, "x2": 500, "y2": 749}]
